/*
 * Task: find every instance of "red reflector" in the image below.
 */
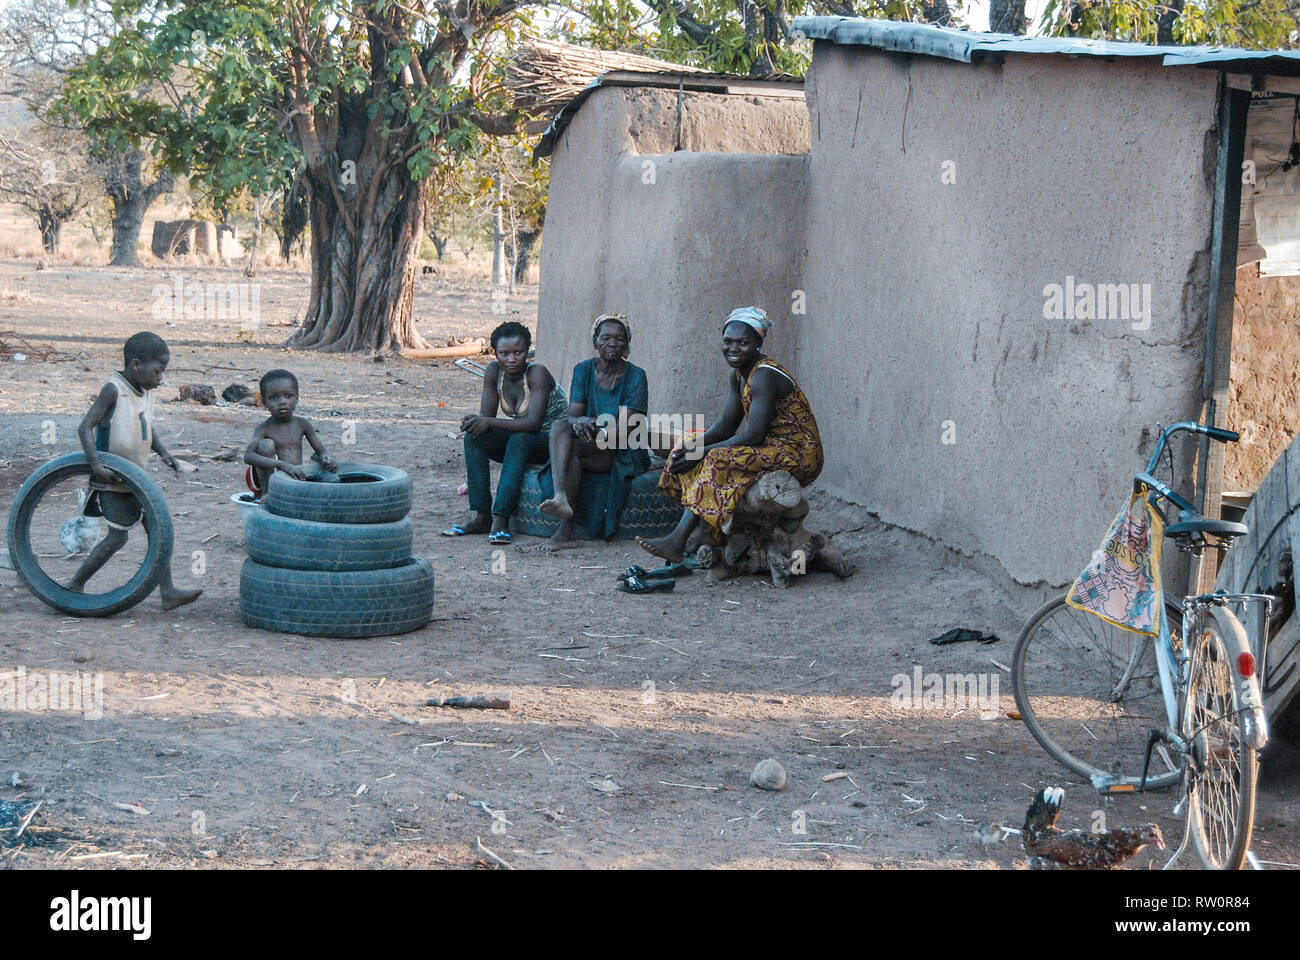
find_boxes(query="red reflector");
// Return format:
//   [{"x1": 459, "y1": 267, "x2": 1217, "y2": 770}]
[{"x1": 1237, "y1": 652, "x2": 1256, "y2": 678}]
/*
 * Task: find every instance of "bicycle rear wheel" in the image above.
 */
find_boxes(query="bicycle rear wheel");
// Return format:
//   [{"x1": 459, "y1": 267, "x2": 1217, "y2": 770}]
[
  {"x1": 1013, "y1": 596, "x2": 1181, "y2": 789},
  {"x1": 1185, "y1": 607, "x2": 1257, "y2": 870}
]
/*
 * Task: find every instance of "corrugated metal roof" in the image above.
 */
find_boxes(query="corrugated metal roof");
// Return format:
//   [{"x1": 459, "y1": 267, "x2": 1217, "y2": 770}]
[
  {"x1": 534, "y1": 70, "x2": 804, "y2": 161},
  {"x1": 791, "y1": 17, "x2": 1300, "y2": 74}
]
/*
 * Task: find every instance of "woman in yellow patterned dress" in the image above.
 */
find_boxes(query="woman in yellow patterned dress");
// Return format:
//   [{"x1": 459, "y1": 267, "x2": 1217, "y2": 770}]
[{"x1": 636, "y1": 307, "x2": 823, "y2": 563}]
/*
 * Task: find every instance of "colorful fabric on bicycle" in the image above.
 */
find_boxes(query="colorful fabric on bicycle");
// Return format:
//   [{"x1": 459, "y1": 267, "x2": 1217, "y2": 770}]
[
  {"x1": 724, "y1": 307, "x2": 772, "y2": 339},
  {"x1": 1066, "y1": 488, "x2": 1164, "y2": 636},
  {"x1": 658, "y1": 357, "x2": 822, "y2": 537}
]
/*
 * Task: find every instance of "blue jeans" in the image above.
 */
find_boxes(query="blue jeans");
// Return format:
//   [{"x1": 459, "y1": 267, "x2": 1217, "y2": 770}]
[{"x1": 465, "y1": 428, "x2": 551, "y2": 517}]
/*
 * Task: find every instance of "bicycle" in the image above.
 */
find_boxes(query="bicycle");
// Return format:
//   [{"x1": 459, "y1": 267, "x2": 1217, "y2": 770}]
[{"x1": 1012, "y1": 421, "x2": 1272, "y2": 870}]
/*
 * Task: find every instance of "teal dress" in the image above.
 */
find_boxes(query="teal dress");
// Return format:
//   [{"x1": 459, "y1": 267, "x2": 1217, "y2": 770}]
[{"x1": 540, "y1": 359, "x2": 650, "y2": 539}]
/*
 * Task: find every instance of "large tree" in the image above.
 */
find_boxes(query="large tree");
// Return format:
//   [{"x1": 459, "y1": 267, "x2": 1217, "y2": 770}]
[
  {"x1": 99, "y1": 146, "x2": 175, "y2": 266},
  {"x1": 1, "y1": 0, "x2": 176, "y2": 267},
  {"x1": 0, "y1": 124, "x2": 98, "y2": 254},
  {"x1": 61, "y1": 1, "x2": 541, "y2": 353}
]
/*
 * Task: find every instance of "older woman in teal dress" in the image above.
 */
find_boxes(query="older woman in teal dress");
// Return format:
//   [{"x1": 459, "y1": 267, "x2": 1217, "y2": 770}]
[{"x1": 538, "y1": 313, "x2": 649, "y2": 549}]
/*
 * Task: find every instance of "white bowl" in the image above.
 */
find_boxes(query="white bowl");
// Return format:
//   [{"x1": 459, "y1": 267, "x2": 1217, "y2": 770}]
[{"x1": 229, "y1": 491, "x2": 264, "y2": 527}]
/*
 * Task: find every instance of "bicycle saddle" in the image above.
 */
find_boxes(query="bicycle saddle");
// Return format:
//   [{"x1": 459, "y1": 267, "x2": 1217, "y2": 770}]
[{"x1": 1165, "y1": 513, "x2": 1249, "y2": 539}]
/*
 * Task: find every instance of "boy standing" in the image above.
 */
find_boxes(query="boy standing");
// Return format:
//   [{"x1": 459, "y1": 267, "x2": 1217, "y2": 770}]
[
  {"x1": 243, "y1": 369, "x2": 337, "y2": 497},
  {"x1": 69, "y1": 331, "x2": 203, "y2": 610}
]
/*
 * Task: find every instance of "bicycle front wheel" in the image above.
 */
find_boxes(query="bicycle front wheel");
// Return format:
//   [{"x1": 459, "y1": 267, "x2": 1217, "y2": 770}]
[
  {"x1": 1013, "y1": 596, "x2": 1181, "y2": 790},
  {"x1": 1185, "y1": 607, "x2": 1258, "y2": 870}
]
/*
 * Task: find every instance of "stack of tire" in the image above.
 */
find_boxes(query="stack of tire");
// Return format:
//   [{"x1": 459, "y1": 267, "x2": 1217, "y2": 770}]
[{"x1": 238, "y1": 463, "x2": 434, "y2": 638}]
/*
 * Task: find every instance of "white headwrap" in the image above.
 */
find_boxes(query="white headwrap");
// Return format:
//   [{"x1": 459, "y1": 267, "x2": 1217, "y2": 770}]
[
  {"x1": 724, "y1": 306, "x2": 772, "y2": 339},
  {"x1": 592, "y1": 312, "x2": 631, "y2": 358}
]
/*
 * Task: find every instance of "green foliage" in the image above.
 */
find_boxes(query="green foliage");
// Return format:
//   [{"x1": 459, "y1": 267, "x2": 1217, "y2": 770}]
[
  {"x1": 563, "y1": 0, "x2": 958, "y2": 76},
  {"x1": 57, "y1": 4, "x2": 297, "y2": 205},
  {"x1": 427, "y1": 129, "x2": 547, "y2": 255},
  {"x1": 57, "y1": 1, "x2": 542, "y2": 210},
  {"x1": 1039, "y1": 0, "x2": 1299, "y2": 48}
]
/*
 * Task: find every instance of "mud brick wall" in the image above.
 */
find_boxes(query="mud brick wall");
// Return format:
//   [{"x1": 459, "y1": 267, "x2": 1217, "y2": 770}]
[
  {"x1": 1225, "y1": 265, "x2": 1300, "y2": 493},
  {"x1": 540, "y1": 49, "x2": 1228, "y2": 586}
]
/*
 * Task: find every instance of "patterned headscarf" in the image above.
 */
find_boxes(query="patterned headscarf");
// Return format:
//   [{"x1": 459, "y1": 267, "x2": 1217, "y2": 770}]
[
  {"x1": 724, "y1": 306, "x2": 772, "y2": 339},
  {"x1": 592, "y1": 312, "x2": 631, "y2": 358}
]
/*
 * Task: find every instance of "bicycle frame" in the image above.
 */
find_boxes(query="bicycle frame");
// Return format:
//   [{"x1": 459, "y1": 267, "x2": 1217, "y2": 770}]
[
  {"x1": 1101, "y1": 611, "x2": 1185, "y2": 797},
  {"x1": 1132, "y1": 419, "x2": 1207, "y2": 520},
  {"x1": 1100, "y1": 422, "x2": 1272, "y2": 793}
]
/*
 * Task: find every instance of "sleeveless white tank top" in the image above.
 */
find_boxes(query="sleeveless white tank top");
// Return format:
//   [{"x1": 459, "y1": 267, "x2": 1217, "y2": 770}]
[{"x1": 94, "y1": 372, "x2": 154, "y2": 490}]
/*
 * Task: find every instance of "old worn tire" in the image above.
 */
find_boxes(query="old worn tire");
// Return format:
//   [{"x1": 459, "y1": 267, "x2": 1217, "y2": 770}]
[
  {"x1": 509, "y1": 467, "x2": 558, "y2": 537},
  {"x1": 5, "y1": 452, "x2": 173, "y2": 617},
  {"x1": 511, "y1": 467, "x2": 678, "y2": 539},
  {"x1": 614, "y1": 469, "x2": 681, "y2": 540},
  {"x1": 244, "y1": 510, "x2": 413, "y2": 571},
  {"x1": 239, "y1": 557, "x2": 434, "y2": 638},
  {"x1": 265, "y1": 462, "x2": 412, "y2": 525}
]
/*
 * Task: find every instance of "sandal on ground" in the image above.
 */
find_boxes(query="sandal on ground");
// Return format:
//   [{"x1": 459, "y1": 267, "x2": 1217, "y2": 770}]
[
  {"x1": 441, "y1": 524, "x2": 471, "y2": 536},
  {"x1": 617, "y1": 573, "x2": 675, "y2": 595},
  {"x1": 929, "y1": 627, "x2": 1000, "y2": 646},
  {"x1": 618, "y1": 562, "x2": 693, "y2": 583},
  {"x1": 618, "y1": 564, "x2": 649, "y2": 584},
  {"x1": 487, "y1": 530, "x2": 512, "y2": 545}
]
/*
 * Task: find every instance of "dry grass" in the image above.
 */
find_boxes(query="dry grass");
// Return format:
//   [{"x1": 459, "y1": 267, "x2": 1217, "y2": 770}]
[{"x1": 0, "y1": 280, "x2": 31, "y2": 302}]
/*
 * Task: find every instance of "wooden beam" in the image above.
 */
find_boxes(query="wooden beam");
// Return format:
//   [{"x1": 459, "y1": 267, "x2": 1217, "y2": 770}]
[
  {"x1": 1194, "y1": 79, "x2": 1251, "y2": 594},
  {"x1": 1225, "y1": 73, "x2": 1300, "y2": 97}
]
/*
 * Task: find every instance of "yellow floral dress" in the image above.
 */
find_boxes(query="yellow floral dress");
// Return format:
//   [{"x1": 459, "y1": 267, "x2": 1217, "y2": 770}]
[{"x1": 660, "y1": 357, "x2": 823, "y2": 536}]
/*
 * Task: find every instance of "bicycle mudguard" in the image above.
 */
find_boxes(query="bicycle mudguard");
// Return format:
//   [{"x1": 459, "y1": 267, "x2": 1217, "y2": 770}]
[{"x1": 1206, "y1": 606, "x2": 1269, "y2": 751}]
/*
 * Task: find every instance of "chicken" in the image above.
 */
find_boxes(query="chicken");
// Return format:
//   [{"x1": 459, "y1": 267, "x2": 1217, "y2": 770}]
[
  {"x1": 974, "y1": 822, "x2": 1021, "y2": 846},
  {"x1": 59, "y1": 514, "x2": 101, "y2": 557},
  {"x1": 1023, "y1": 787, "x2": 1164, "y2": 870}
]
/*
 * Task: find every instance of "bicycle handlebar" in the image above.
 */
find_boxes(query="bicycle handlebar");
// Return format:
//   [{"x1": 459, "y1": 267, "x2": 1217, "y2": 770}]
[
  {"x1": 1144, "y1": 421, "x2": 1239, "y2": 476},
  {"x1": 1135, "y1": 421, "x2": 1241, "y2": 517},
  {"x1": 1204, "y1": 426, "x2": 1240, "y2": 443}
]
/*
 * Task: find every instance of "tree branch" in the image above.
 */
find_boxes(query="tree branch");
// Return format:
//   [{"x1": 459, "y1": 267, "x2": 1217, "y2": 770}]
[{"x1": 641, "y1": 0, "x2": 713, "y2": 46}]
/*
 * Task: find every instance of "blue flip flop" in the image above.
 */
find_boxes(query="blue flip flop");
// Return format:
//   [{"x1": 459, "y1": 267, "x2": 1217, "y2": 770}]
[
  {"x1": 487, "y1": 530, "x2": 512, "y2": 545},
  {"x1": 441, "y1": 524, "x2": 470, "y2": 537}
]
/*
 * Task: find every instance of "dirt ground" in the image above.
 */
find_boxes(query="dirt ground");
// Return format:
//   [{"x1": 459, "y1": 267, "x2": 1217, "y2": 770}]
[{"x1": 0, "y1": 257, "x2": 1296, "y2": 870}]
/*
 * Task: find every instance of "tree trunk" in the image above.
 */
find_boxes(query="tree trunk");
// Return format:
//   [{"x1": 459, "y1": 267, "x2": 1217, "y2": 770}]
[
  {"x1": 923, "y1": 0, "x2": 953, "y2": 26},
  {"x1": 1156, "y1": 0, "x2": 1184, "y2": 44},
  {"x1": 280, "y1": 170, "x2": 310, "y2": 261},
  {"x1": 513, "y1": 229, "x2": 540, "y2": 283},
  {"x1": 245, "y1": 198, "x2": 265, "y2": 278},
  {"x1": 38, "y1": 208, "x2": 60, "y2": 255},
  {"x1": 989, "y1": 0, "x2": 1027, "y2": 34},
  {"x1": 289, "y1": 96, "x2": 429, "y2": 353},
  {"x1": 104, "y1": 148, "x2": 175, "y2": 268},
  {"x1": 109, "y1": 194, "x2": 146, "y2": 266},
  {"x1": 285, "y1": 8, "x2": 461, "y2": 354},
  {"x1": 429, "y1": 230, "x2": 448, "y2": 261},
  {"x1": 491, "y1": 177, "x2": 507, "y2": 287},
  {"x1": 694, "y1": 471, "x2": 855, "y2": 587}
]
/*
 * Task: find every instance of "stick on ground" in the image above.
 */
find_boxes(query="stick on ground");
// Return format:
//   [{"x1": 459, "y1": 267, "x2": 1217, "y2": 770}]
[{"x1": 475, "y1": 836, "x2": 513, "y2": 870}]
